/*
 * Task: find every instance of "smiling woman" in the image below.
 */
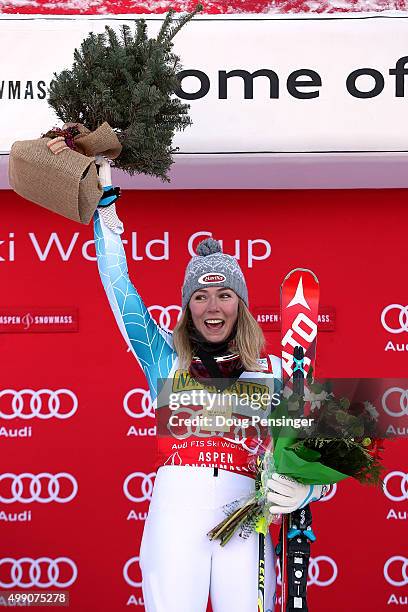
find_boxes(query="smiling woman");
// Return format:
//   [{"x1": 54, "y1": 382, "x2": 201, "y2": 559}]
[
  {"x1": 172, "y1": 238, "x2": 266, "y2": 371},
  {"x1": 94, "y1": 196, "x2": 327, "y2": 611},
  {"x1": 189, "y1": 286, "x2": 239, "y2": 341},
  {"x1": 94, "y1": 204, "x2": 281, "y2": 609}
]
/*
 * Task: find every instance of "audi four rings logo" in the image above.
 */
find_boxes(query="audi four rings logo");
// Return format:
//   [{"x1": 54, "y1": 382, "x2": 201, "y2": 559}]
[
  {"x1": 148, "y1": 305, "x2": 182, "y2": 332},
  {"x1": 308, "y1": 557, "x2": 338, "y2": 587},
  {"x1": 382, "y1": 388, "x2": 408, "y2": 417},
  {"x1": 277, "y1": 556, "x2": 338, "y2": 587},
  {"x1": 0, "y1": 558, "x2": 77, "y2": 588},
  {"x1": 123, "y1": 388, "x2": 154, "y2": 419},
  {"x1": 123, "y1": 472, "x2": 156, "y2": 503},
  {"x1": 384, "y1": 556, "x2": 408, "y2": 587},
  {"x1": 0, "y1": 389, "x2": 78, "y2": 420},
  {"x1": 383, "y1": 471, "x2": 408, "y2": 502},
  {"x1": 0, "y1": 473, "x2": 78, "y2": 504},
  {"x1": 123, "y1": 557, "x2": 142, "y2": 588},
  {"x1": 381, "y1": 304, "x2": 408, "y2": 334}
]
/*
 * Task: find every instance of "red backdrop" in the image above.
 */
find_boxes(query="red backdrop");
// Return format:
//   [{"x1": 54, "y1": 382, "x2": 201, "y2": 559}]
[{"x1": 0, "y1": 188, "x2": 407, "y2": 611}]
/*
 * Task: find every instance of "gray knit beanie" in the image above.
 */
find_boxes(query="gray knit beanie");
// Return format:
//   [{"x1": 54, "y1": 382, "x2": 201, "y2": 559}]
[{"x1": 182, "y1": 238, "x2": 248, "y2": 309}]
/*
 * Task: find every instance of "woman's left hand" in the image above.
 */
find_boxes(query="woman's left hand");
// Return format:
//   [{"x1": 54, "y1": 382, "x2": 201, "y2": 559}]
[{"x1": 266, "y1": 473, "x2": 326, "y2": 514}]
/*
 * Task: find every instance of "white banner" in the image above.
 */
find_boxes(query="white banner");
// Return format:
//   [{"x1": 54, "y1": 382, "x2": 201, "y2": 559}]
[{"x1": 1, "y1": 13, "x2": 408, "y2": 154}]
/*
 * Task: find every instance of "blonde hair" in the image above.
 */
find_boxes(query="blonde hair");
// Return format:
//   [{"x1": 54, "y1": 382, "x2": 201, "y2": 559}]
[{"x1": 173, "y1": 299, "x2": 265, "y2": 371}]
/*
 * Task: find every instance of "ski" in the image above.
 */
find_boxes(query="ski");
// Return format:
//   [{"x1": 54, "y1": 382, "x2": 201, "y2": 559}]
[
  {"x1": 279, "y1": 269, "x2": 320, "y2": 612},
  {"x1": 280, "y1": 268, "x2": 319, "y2": 387}
]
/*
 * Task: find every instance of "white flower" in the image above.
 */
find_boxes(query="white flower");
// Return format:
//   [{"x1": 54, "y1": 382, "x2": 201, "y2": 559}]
[
  {"x1": 304, "y1": 388, "x2": 329, "y2": 402},
  {"x1": 282, "y1": 386, "x2": 292, "y2": 399},
  {"x1": 304, "y1": 387, "x2": 330, "y2": 412},
  {"x1": 364, "y1": 401, "x2": 379, "y2": 421}
]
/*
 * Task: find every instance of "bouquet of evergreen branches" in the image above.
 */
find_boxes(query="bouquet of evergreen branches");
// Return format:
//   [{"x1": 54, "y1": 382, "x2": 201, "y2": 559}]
[
  {"x1": 10, "y1": 7, "x2": 202, "y2": 223},
  {"x1": 48, "y1": 6, "x2": 202, "y2": 181}
]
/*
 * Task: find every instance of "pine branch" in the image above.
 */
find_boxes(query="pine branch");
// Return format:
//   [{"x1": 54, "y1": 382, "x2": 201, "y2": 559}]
[
  {"x1": 120, "y1": 24, "x2": 132, "y2": 47},
  {"x1": 48, "y1": 8, "x2": 199, "y2": 180},
  {"x1": 166, "y1": 4, "x2": 203, "y2": 42},
  {"x1": 135, "y1": 20, "x2": 147, "y2": 46},
  {"x1": 157, "y1": 8, "x2": 176, "y2": 44}
]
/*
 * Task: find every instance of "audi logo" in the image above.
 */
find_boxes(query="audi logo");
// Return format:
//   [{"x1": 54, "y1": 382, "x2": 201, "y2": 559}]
[
  {"x1": 276, "y1": 556, "x2": 338, "y2": 587},
  {"x1": 123, "y1": 556, "x2": 142, "y2": 588},
  {"x1": 148, "y1": 305, "x2": 182, "y2": 332},
  {"x1": 382, "y1": 388, "x2": 408, "y2": 418},
  {"x1": 381, "y1": 305, "x2": 408, "y2": 334},
  {"x1": 384, "y1": 556, "x2": 408, "y2": 587},
  {"x1": 123, "y1": 472, "x2": 156, "y2": 503},
  {"x1": 167, "y1": 406, "x2": 258, "y2": 450},
  {"x1": 383, "y1": 471, "x2": 408, "y2": 502},
  {"x1": 123, "y1": 389, "x2": 154, "y2": 419},
  {"x1": 167, "y1": 407, "x2": 210, "y2": 440},
  {"x1": 0, "y1": 473, "x2": 78, "y2": 504},
  {"x1": 0, "y1": 389, "x2": 78, "y2": 420},
  {"x1": 308, "y1": 556, "x2": 338, "y2": 587},
  {"x1": 0, "y1": 557, "x2": 77, "y2": 588}
]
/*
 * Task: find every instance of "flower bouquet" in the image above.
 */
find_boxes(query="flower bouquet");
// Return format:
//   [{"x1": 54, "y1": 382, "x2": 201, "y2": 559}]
[{"x1": 208, "y1": 377, "x2": 385, "y2": 546}]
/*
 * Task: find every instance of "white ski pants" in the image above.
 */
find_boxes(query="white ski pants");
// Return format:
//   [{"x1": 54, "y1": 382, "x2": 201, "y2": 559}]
[{"x1": 140, "y1": 466, "x2": 276, "y2": 612}]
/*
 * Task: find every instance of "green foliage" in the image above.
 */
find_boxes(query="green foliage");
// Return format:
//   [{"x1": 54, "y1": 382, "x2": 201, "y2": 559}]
[
  {"x1": 48, "y1": 6, "x2": 202, "y2": 181},
  {"x1": 293, "y1": 438, "x2": 383, "y2": 485}
]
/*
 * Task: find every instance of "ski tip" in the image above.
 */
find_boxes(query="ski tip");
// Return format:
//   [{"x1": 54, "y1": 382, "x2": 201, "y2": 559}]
[{"x1": 282, "y1": 268, "x2": 319, "y2": 284}]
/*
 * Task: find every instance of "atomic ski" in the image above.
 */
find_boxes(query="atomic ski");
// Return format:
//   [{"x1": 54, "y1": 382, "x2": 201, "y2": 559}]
[
  {"x1": 281, "y1": 268, "x2": 319, "y2": 387},
  {"x1": 279, "y1": 268, "x2": 320, "y2": 612}
]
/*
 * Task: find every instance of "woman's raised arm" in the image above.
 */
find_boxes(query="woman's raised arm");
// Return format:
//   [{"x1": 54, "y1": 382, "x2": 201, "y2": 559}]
[{"x1": 93, "y1": 205, "x2": 176, "y2": 399}]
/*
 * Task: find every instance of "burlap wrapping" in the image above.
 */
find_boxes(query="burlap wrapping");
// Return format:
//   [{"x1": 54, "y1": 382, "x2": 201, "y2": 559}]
[
  {"x1": 74, "y1": 122, "x2": 122, "y2": 160},
  {"x1": 9, "y1": 122, "x2": 122, "y2": 225}
]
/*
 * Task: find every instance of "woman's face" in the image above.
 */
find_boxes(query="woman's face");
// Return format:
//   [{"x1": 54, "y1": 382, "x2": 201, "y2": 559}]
[{"x1": 189, "y1": 287, "x2": 239, "y2": 342}]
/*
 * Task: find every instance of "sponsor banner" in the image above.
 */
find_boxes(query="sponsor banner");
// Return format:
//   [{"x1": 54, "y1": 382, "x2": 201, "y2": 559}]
[
  {"x1": 1, "y1": 190, "x2": 407, "y2": 612},
  {"x1": 0, "y1": 308, "x2": 78, "y2": 333},
  {"x1": 2, "y1": 14, "x2": 408, "y2": 154},
  {"x1": 254, "y1": 306, "x2": 336, "y2": 331}
]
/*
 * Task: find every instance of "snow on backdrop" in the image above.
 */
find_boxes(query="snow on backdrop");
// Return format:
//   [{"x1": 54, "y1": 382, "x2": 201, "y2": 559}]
[{"x1": 0, "y1": 0, "x2": 407, "y2": 15}]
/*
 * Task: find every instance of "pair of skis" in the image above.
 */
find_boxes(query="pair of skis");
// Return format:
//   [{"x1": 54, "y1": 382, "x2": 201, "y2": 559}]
[{"x1": 256, "y1": 268, "x2": 320, "y2": 612}]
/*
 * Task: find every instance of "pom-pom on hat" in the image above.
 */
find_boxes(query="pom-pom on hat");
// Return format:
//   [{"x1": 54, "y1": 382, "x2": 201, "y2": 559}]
[{"x1": 181, "y1": 237, "x2": 248, "y2": 309}]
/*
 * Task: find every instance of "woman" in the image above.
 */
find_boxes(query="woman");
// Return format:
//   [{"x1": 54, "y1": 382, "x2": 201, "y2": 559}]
[{"x1": 94, "y1": 194, "x2": 325, "y2": 612}]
